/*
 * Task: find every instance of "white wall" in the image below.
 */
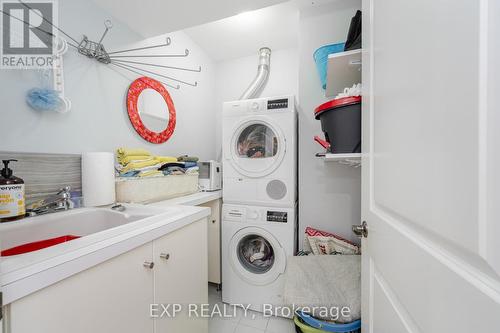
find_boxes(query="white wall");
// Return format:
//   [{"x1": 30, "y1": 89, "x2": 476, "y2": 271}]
[
  {"x1": 213, "y1": 0, "x2": 362, "y2": 246},
  {"x1": 0, "y1": 0, "x2": 217, "y2": 161},
  {"x1": 298, "y1": 0, "x2": 362, "y2": 245},
  {"x1": 214, "y1": 47, "x2": 299, "y2": 159}
]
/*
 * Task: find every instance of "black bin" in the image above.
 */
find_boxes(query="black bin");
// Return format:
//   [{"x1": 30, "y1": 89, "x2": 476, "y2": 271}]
[{"x1": 314, "y1": 96, "x2": 361, "y2": 153}]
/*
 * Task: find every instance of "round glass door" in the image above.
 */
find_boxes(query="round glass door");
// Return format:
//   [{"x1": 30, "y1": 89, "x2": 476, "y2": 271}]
[
  {"x1": 230, "y1": 120, "x2": 286, "y2": 177},
  {"x1": 229, "y1": 227, "x2": 286, "y2": 285},
  {"x1": 236, "y1": 124, "x2": 278, "y2": 158},
  {"x1": 237, "y1": 234, "x2": 275, "y2": 274}
]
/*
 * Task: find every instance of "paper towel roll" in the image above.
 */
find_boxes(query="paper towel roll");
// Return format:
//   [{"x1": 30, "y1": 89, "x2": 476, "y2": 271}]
[{"x1": 82, "y1": 152, "x2": 116, "y2": 207}]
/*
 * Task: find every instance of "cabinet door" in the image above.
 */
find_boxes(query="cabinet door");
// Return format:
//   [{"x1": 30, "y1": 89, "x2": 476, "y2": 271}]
[
  {"x1": 201, "y1": 199, "x2": 221, "y2": 284},
  {"x1": 153, "y1": 219, "x2": 208, "y2": 333},
  {"x1": 9, "y1": 243, "x2": 154, "y2": 333}
]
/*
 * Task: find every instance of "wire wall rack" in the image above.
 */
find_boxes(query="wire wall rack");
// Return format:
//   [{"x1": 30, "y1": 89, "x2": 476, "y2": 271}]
[{"x1": 0, "y1": 1, "x2": 201, "y2": 91}]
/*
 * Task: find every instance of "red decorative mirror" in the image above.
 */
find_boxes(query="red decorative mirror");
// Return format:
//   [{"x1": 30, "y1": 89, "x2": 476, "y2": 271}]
[{"x1": 127, "y1": 77, "x2": 176, "y2": 144}]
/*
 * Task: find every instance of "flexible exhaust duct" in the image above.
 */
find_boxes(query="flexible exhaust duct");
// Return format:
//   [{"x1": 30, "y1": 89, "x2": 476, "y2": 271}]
[{"x1": 240, "y1": 47, "x2": 271, "y2": 100}]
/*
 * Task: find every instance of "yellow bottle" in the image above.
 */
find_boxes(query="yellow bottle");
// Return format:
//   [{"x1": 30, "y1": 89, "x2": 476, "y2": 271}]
[{"x1": 0, "y1": 159, "x2": 26, "y2": 223}]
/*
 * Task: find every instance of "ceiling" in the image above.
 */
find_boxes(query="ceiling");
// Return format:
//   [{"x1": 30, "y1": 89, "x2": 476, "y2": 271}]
[
  {"x1": 93, "y1": 0, "x2": 288, "y2": 38},
  {"x1": 184, "y1": 2, "x2": 299, "y2": 62}
]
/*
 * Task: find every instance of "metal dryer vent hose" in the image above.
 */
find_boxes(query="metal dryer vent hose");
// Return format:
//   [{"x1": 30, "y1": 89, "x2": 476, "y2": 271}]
[{"x1": 239, "y1": 47, "x2": 271, "y2": 100}]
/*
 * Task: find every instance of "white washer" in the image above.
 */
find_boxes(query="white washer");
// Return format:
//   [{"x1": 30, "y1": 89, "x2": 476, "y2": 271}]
[
  {"x1": 222, "y1": 95, "x2": 297, "y2": 208},
  {"x1": 222, "y1": 204, "x2": 296, "y2": 312}
]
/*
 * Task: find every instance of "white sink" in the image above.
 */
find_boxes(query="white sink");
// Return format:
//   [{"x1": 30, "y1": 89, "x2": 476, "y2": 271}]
[{"x1": 0, "y1": 205, "x2": 169, "y2": 256}]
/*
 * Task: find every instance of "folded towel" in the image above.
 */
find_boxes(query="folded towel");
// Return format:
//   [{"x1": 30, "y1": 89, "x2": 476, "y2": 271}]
[
  {"x1": 178, "y1": 155, "x2": 199, "y2": 162},
  {"x1": 163, "y1": 166, "x2": 185, "y2": 173},
  {"x1": 183, "y1": 161, "x2": 198, "y2": 168},
  {"x1": 162, "y1": 168, "x2": 185, "y2": 176},
  {"x1": 120, "y1": 160, "x2": 162, "y2": 173},
  {"x1": 117, "y1": 148, "x2": 151, "y2": 158},
  {"x1": 185, "y1": 166, "x2": 199, "y2": 174},
  {"x1": 138, "y1": 170, "x2": 163, "y2": 178},
  {"x1": 119, "y1": 155, "x2": 153, "y2": 165},
  {"x1": 155, "y1": 156, "x2": 178, "y2": 163},
  {"x1": 119, "y1": 170, "x2": 140, "y2": 177},
  {"x1": 116, "y1": 148, "x2": 152, "y2": 166}
]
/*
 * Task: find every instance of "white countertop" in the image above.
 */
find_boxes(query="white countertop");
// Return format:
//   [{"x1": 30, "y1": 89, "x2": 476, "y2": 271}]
[
  {"x1": 0, "y1": 204, "x2": 211, "y2": 305},
  {"x1": 149, "y1": 190, "x2": 222, "y2": 207}
]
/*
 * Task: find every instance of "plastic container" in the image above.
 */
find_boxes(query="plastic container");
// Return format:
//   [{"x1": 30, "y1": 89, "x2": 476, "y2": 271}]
[
  {"x1": 314, "y1": 96, "x2": 361, "y2": 153},
  {"x1": 115, "y1": 174, "x2": 199, "y2": 204},
  {"x1": 0, "y1": 159, "x2": 26, "y2": 222},
  {"x1": 295, "y1": 311, "x2": 361, "y2": 333},
  {"x1": 1, "y1": 235, "x2": 81, "y2": 257},
  {"x1": 313, "y1": 43, "x2": 346, "y2": 89}
]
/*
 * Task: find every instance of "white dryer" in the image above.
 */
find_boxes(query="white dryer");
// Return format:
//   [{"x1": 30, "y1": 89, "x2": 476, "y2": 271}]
[
  {"x1": 222, "y1": 95, "x2": 297, "y2": 208},
  {"x1": 221, "y1": 204, "x2": 296, "y2": 312}
]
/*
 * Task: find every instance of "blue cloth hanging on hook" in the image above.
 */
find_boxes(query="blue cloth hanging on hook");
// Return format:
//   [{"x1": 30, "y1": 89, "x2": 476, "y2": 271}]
[{"x1": 26, "y1": 88, "x2": 64, "y2": 112}]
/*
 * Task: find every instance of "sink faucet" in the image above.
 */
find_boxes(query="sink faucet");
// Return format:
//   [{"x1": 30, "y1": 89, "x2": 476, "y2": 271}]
[{"x1": 26, "y1": 186, "x2": 72, "y2": 216}]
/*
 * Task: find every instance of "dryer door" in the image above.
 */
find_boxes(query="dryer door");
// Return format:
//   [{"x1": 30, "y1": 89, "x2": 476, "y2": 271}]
[
  {"x1": 229, "y1": 226, "x2": 286, "y2": 286},
  {"x1": 229, "y1": 118, "x2": 286, "y2": 178}
]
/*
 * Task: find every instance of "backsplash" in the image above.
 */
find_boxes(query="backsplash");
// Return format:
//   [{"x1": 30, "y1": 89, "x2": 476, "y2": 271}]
[{"x1": 0, "y1": 151, "x2": 81, "y2": 206}]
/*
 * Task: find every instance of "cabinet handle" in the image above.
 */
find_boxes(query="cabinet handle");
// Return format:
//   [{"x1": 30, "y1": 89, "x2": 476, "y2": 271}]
[
  {"x1": 212, "y1": 219, "x2": 216, "y2": 224},
  {"x1": 160, "y1": 253, "x2": 170, "y2": 261},
  {"x1": 143, "y1": 261, "x2": 155, "y2": 269}
]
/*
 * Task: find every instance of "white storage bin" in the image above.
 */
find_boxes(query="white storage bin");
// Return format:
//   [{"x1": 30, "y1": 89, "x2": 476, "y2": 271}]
[{"x1": 115, "y1": 174, "x2": 199, "y2": 204}]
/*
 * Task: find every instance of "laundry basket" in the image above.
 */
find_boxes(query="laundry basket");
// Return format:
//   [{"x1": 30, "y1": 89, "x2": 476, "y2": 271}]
[
  {"x1": 294, "y1": 311, "x2": 361, "y2": 333},
  {"x1": 313, "y1": 42, "x2": 346, "y2": 89}
]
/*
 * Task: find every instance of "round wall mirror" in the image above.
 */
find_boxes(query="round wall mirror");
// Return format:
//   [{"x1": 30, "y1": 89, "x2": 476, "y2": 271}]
[
  {"x1": 137, "y1": 88, "x2": 170, "y2": 133},
  {"x1": 127, "y1": 77, "x2": 176, "y2": 144}
]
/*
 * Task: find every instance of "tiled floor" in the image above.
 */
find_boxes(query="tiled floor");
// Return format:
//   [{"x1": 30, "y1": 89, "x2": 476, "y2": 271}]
[{"x1": 208, "y1": 284, "x2": 296, "y2": 333}]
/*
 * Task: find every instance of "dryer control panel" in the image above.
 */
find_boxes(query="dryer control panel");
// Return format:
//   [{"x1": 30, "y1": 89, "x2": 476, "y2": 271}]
[
  {"x1": 267, "y1": 98, "x2": 289, "y2": 110},
  {"x1": 267, "y1": 211, "x2": 288, "y2": 223}
]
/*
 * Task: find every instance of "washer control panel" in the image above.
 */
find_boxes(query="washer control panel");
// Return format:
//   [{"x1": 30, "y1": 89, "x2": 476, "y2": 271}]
[
  {"x1": 223, "y1": 205, "x2": 294, "y2": 225},
  {"x1": 267, "y1": 211, "x2": 288, "y2": 223}
]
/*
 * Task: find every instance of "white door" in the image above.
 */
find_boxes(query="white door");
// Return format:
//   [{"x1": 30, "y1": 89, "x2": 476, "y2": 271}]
[{"x1": 361, "y1": 0, "x2": 500, "y2": 332}]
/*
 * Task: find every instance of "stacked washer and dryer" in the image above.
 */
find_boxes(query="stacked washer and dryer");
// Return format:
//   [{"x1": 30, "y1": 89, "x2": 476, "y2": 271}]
[{"x1": 221, "y1": 94, "x2": 297, "y2": 312}]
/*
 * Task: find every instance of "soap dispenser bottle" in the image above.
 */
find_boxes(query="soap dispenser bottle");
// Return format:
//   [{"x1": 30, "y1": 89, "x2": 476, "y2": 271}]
[{"x1": 0, "y1": 159, "x2": 26, "y2": 222}]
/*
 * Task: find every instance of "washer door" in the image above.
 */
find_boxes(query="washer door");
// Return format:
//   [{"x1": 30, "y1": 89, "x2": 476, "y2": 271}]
[
  {"x1": 229, "y1": 227, "x2": 286, "y2": 286},
  {"x1": 229, "y1": 119, "x2": 286, "y2": 178}
]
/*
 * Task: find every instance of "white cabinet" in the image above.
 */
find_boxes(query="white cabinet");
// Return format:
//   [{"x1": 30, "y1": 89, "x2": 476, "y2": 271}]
[
  {"x1": 6, "y1": 219, "x2": 208, "y2": 333},
  {"x1": 9, "y1": 242, "x2": 154, "y2": 333},
  {"x1": 200, "y1": 199, "x2": 221, "y2": 285},
  {"x1": 154, "y1": 219, "x2": 208, "y2": 333}
]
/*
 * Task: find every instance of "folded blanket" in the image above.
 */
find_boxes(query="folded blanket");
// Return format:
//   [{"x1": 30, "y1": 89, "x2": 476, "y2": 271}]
[
  {"x1": 284, "y1": 255, "x2": 361, "y2": 323},
  {"x1": 178, "y1": 155, "x2": 199, "y2": 162}
]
